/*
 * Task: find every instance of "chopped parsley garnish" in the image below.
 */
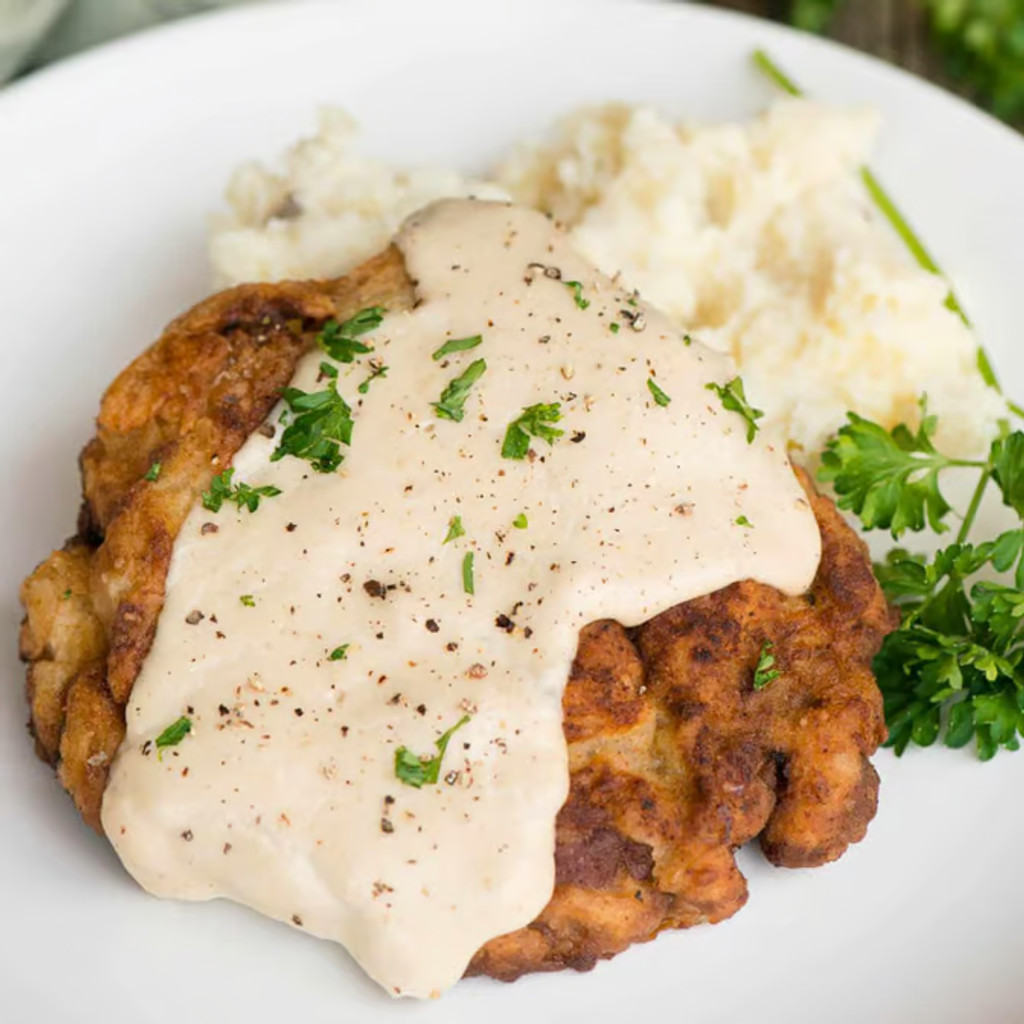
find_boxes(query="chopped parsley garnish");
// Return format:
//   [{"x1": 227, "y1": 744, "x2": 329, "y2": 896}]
[
  {"x1": 61, "y1": 588, "x2": 72, "y2": 600},
  {"x1": 609, "y1": 322, "x2": 621, "y2": 334},
  {"x1": 502, "y1": 402, "x2": 564, "y2": 460},
  {"x1": 564, "y1": 280, "x2": 590, "y2": 310},
  {"x1": 144, "y1": 461, "x2": 162, "y2": 482},
  {"x1": 513, "y1": 513, "x2": 528, "y2": 529},
  {"x1": 317, "y1": 306, "x2": 386, "y2": 363},
  {"x1": 753, "y1": 641, "x2": 781, "y2": 690},
  {"x1": 432, "y1": 358, "x2": 487, "y2": 422},
  {"x1": 239, "y1": 594, "x2": 255, "y2": 607},
  {"x1": 329, "y1": 644, "x2": 349, "y2": 661},
  {"x1": 394, "y1": 714, "x2": 471, "y2": 788},
  {"x1": 736, "y1": 515, "x2": 753, "y2": 528},
  {"x1": 340, "y1": 306, "x2": 386, "y2": 336},
  {"x1": 357, "y1": 360, "x2": 389, "y2": 394},
  {"x1": 432, "y1": 335, "x2": 483, "y2": 361},
  {"x1": 462, "y1": 552, "x2": 475, "y2": 595},
  {"x1": 443, "y1": 515, "x2": 465, "y2": 544},
  {"x1": 272, "y1": 379, "x2": 354, "y2": 473},
  {"x1": 647, "y1": 378, "x2": 671, "y2": 407},
  {"x1": 705, "y1": 377, "x2": 764, "y2": 443},
  {"x1": 155, "y1": 716, "x2": 192, "y2": 754},
  {"x1": 201, "y1": 468, "x2": 282, "y2": 513}
]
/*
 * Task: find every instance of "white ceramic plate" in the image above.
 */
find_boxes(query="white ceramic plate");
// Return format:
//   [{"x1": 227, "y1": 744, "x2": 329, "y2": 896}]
[{"x1": 3, "y1": 2, "x2": 1023, "y2": 1021}]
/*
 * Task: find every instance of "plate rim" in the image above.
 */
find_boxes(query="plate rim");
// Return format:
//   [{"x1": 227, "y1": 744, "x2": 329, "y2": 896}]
[
  {"x1": 2, "y1": 0, "x2": 1023, "y2": 158},
  {"x1": 3, "y1": 3, "x2": 1024, "y2": 1021}
]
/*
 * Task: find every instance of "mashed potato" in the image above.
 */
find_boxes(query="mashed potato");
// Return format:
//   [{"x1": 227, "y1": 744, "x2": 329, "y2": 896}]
[{"x1": 210, "y1": 100, "x2": 1007, "y2": 458}]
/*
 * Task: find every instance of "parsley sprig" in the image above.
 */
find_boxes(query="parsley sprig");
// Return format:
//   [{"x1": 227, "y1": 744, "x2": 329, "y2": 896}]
[
  {"x1": 394, "y1": 715, "x2": 471, "y2": 788},
  {"x1": 502, "y1": 403, "x2": 564, "y2": 459},
  {"x1": 202, "y1": 468, "x2": 282, "y2": 513},
  {"x1": 819, "y1": 401, "x2": 984, "y2": 536},
  {"x1": 822, "y1": 408, "x2": 1024, "y2": 759}
]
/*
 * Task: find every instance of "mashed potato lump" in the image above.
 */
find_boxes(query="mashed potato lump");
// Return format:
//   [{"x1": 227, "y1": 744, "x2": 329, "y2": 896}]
[{"x1": 209, "y1": 100, "x2": 1007, "y2": 458}]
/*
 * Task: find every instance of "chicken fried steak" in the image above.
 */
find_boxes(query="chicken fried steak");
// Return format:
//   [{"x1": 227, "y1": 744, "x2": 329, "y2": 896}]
[{"x1": 19, "y1": 243, "x2": 893, "y2": 981}]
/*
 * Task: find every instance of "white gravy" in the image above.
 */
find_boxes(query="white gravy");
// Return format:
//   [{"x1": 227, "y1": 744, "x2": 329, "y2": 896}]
[{"x1": 102, "y1": 199, "x2": 821, "y2": 998}]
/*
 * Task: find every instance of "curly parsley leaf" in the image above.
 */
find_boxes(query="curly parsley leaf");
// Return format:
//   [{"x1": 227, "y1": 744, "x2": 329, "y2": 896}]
[
  {"x1": 705, "y1": 377, "x2": 764, "y2": 443},
  {"x1": 876, "y1": 615, "x2": 1024, "y2": 760},
  {"x1": 502, "y1": 402, "x2": 564, "y2": 460},
  {"x1": 432, "y1": 358, "x2": 487, "y2": 422},
  {"x1": 201, "y1": 468, "x2": 282, "y2": 513},
  {"x1": 272, "y1": 379, "x2": 354, "y2": 473},
  {"x1": 394, "y1": 714, "x2": 471, "y2": 788}
]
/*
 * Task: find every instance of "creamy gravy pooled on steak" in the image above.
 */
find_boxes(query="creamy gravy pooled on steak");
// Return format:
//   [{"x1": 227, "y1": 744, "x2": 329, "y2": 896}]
[{"x1": 102, "y1": 199, "x2": 821, "y2": 998}]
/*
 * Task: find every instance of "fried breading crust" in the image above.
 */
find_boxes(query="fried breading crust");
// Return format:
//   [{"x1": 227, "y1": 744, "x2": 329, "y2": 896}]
[
  {"x1": 470, "y1": 480, "x2": 894, "y2": 978},
  {"x1": 19, "y1": 246, "x2": 894, "y2": 979}
]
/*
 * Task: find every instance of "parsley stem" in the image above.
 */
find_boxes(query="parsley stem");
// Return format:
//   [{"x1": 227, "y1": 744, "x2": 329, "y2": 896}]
[
  {"x1": 751, "y1": 48, "x2": 800, "y2": 96},
  {"x1": 751, "y1": 47, "x2": 1012, "y2": 409},
  {"x1": 956, "y1": 470, "x2": 990, "y2": 545}
]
